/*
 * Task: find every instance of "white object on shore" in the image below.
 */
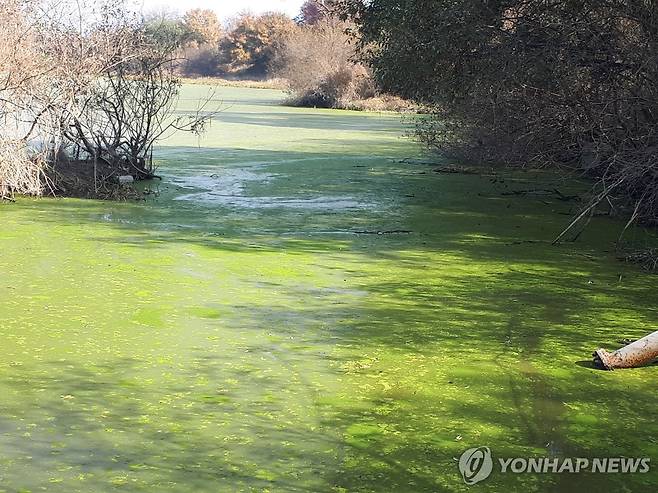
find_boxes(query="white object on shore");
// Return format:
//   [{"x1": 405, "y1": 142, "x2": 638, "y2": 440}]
[{"x1": 118, "y1": 175, "x2": 134, "y2": 185}]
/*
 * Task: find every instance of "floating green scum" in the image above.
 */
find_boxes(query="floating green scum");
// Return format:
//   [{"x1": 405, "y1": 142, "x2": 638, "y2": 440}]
[{"x1": 0, "y1": 86, "x2": 656, "y2": 492}]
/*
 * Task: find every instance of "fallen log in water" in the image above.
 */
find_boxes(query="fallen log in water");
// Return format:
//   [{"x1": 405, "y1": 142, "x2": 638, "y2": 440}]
[{"x1": 593, "y1": 330, "x2": 658, "y2": 370}]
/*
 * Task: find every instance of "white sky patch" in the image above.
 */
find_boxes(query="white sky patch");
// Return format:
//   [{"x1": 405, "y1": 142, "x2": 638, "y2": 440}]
[{"x1": 132, "y1": 0, "x2": 306, "y2": 20}]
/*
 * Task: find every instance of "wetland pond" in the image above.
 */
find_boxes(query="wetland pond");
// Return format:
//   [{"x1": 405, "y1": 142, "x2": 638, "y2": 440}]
[{"x1": 0, "y1": 86, "x2": 657, "y2": 492}]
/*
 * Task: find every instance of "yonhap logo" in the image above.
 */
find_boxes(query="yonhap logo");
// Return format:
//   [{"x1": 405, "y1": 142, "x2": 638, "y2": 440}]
[
  {"x1": 459, "y1": 447, "x2": 493, "y2": 485},
  {"x1": 458, "y1": 446, "x2": 650, "y2": 485}
]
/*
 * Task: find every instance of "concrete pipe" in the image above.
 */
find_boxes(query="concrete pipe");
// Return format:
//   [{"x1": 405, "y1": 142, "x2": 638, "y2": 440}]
[{"x1": 593, "y1": 330, "x2": 658, "y2": 370}]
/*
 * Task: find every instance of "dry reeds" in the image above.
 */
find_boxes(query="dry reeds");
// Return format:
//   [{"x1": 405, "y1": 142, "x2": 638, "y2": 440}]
[{"x1": 0, "y1": 140, "x2": 47, "y2": 200}]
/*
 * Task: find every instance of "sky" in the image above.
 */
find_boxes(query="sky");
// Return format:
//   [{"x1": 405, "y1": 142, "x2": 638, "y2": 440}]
[{"x1": 133, "y1": 0, "x2": 307, "y2": 20}]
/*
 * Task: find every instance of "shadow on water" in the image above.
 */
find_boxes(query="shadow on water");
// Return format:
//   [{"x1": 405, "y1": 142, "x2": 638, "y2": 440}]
[
  {"x1": 0, "y1": 356, "x2": 337, "y2": 492},
  {"x1": 208, "y1": 111, "x2": 409, "y2": 133}
]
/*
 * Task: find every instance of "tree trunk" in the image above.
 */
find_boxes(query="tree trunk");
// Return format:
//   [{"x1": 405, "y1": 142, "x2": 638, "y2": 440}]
[{"x1": 593, "y1": 330, "x2": 658, "y2": 370}]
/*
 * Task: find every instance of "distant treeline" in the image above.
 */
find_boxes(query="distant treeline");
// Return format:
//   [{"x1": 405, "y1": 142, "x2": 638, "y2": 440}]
[{"x1": 152, "y1": 1, "x2": 411, "y2": 111}]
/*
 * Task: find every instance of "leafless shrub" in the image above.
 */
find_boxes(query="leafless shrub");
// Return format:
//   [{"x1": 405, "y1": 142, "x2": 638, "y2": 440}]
[
  {"x1": 0, "y1": 140, "x2": 47, "y2": 199},
  {"x1": 0, "y1": 0, "x2": 214, "y2": 199},
  {"x1": 276, "y1": 19, "x2": 375, "y2": 108},
  {"x1": 0, "y1": 0, "x2": 50, "y2": 198},
  {"x1": 61, "y1": 27, "x2": 214, "y2": 183}
]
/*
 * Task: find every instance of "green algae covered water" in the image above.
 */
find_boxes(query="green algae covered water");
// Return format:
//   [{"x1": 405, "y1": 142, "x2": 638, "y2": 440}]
[{"x1": 0, "y1": 86, "x2": 657, "y2": 492}]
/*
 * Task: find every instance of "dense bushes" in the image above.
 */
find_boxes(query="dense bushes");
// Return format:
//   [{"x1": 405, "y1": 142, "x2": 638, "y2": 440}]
[
  {"x1": 182, "y1": 46, "x2": 221, "y2": 76},
  {"x1": 183, "y1": 9, "x2": 222, "y2": 46},
  {"x1": 343, "y1": 0, "x2": 658, "y2": 231},
  {"x1": 276, "y1": 19, "x2": 376, "y2": 108},
  {"x1": 217, "y1": 13, "x2": 296, "y2": 76}
]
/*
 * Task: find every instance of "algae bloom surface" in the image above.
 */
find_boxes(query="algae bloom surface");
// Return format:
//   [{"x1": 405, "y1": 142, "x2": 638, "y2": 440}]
[{"x1": 0, "y1": 86, "x2": 656, "y2": 492}]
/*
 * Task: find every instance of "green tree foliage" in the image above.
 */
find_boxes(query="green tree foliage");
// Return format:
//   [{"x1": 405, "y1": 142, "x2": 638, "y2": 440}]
[
  {"x1": 143, "y1": 16, "x2": 190, "y2": 51},
  {"x1": 344, "y1": 0, "x2": 658, "y2": 229}
]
